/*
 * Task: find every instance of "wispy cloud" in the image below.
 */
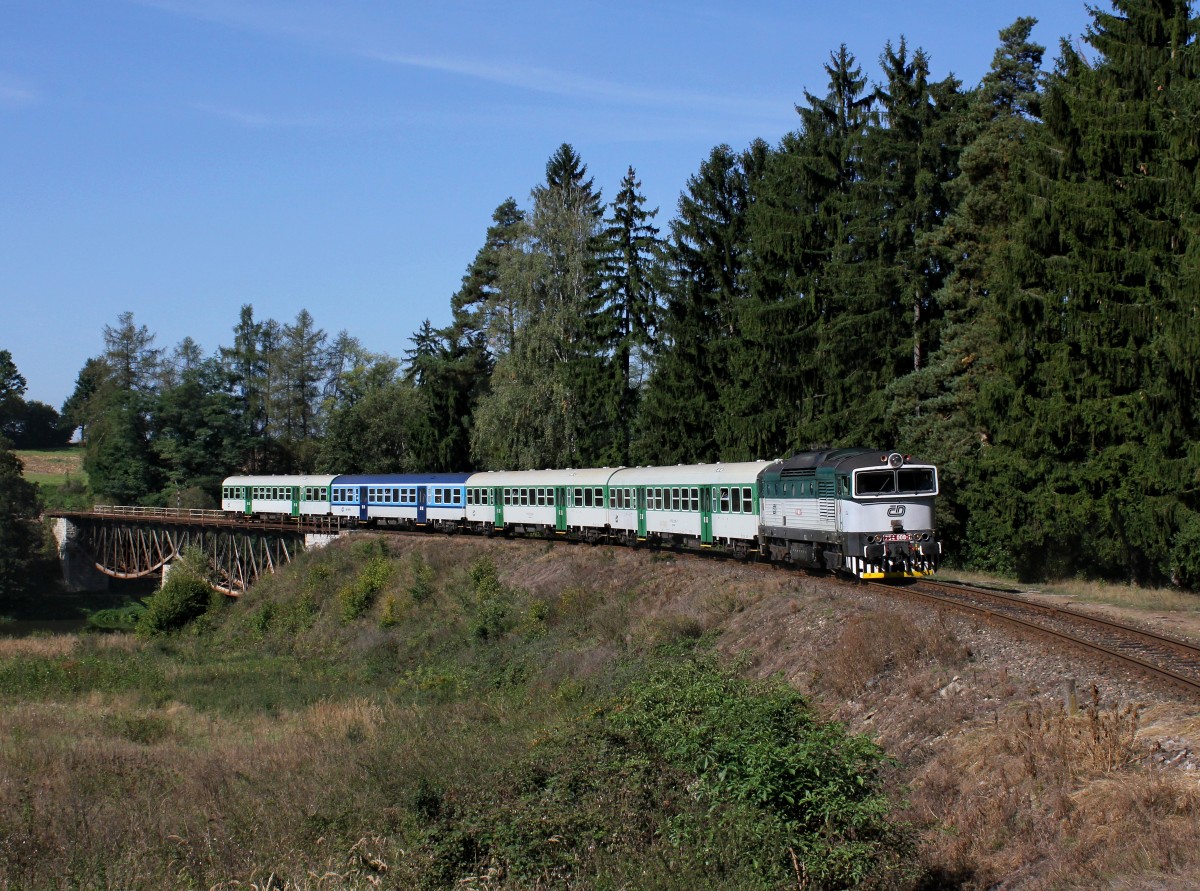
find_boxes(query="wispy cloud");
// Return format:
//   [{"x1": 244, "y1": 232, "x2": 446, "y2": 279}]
[
  {"x1": 0, "y1": 76, "x2": 38, "y2": 109},
  {"x1": 365, "y1": 51, "x2": 782, "y2": 120}
]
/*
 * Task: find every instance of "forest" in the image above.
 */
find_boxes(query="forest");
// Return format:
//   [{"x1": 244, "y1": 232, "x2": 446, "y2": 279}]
[{"x1": 5, "y1": 1, "x2": 1200, "y2": 590}]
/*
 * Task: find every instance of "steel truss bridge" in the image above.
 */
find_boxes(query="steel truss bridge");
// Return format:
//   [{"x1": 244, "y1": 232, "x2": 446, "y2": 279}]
[{"x1": 50, "y1": 507, "x2": 344, "y2": 594}]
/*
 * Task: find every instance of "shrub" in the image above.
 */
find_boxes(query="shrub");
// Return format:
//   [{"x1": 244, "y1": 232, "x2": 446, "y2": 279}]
[
  {"x1": 86, "y1": 603, "x2": 146, "y2": 632},
  {"x1": 408, "y1": 552, "x2": 434, "y2": 604},
  {"x1": 613, "y1": 653, "x2": 913, "y2": 888},
  {"x1": 338, "y1": 556, "x2": 394, "y2": 623},
  {"x1": 136, "y1": 550, "x2": 217, "y2": 637}
]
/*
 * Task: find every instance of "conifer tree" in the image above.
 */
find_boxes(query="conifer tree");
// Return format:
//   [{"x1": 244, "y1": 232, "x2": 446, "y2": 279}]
[
  {"x1": 884, "y1": 18, "x2": 1047, "y2": 568},
  {"x1": 634, "y1": 145, "x2": 755, "y2": 464},
  {"x1": 470, "y1": 145, "x2": 608, "y2": 469},
  {"x1": 998, "y1": 0, "x2": 1200, "y2": 581},
  {"x1": 599, "y1": 166, "x2": 664, "y2": 463}
]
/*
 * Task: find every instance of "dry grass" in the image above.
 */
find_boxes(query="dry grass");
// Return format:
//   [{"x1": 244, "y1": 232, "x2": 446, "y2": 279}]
[
  {"x1": 947, "y1": 569, "x2": 1200, "y2": 614},
  {"x1": 0, "y1": 633, "x2": 80, "y2": 658},
  {"x1": 911, "y1": 687, "x2": 1200, "y2": 890}
]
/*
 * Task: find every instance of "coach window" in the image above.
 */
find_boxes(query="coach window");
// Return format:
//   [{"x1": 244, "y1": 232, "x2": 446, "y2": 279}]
[
  {"x1": 719, "y1": 487, "x2": 730, "y2": 513},
  {"x1": 690, "y1": 488, "x2": 699, "y2": 511}
]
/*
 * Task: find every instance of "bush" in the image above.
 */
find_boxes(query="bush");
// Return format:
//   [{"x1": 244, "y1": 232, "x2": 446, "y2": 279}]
[
  {"x1": 338, "y1": 556, "x2": 394, "y2": 623},
  {"x1": 613, "y1": 653, "x2": 913, "y2": 888},
  {"x1": 86, "y1": 603, "x2": 146, "y2": 632},
  {"x1": 136, "y1": 560, "x2": 217, "y2": 637},
  {"x1": 408, "y1": 552, "x2": 434, "y2": 604}
]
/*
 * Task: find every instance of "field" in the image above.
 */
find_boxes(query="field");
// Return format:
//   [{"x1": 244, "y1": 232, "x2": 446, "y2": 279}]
[
  {"x1": 2, "y1": 535, "x2": 1200, "y2": 890},
  {"x1": 15, "y1": 445, "x2": 85, "y2": 484},
  {"x1": 15, "y1": 445, "x2": 90, "y2": 512}
]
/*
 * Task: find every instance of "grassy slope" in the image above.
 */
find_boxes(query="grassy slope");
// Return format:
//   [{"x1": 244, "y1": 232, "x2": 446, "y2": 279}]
[
  {"x1": 2, "y1": 535, "x2": 1199, "y2": 890},
  {"x1": 0, "y1": 537, "x2": 912, "y2": 891}
]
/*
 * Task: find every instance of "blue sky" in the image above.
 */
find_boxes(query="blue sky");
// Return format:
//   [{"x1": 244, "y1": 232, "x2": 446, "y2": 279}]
[{"x1": 3, "y1": 0, "x2": 1095, "y2": 408}]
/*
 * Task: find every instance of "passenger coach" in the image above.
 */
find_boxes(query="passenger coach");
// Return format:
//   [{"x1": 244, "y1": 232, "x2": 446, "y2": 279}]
[
  {"x1": 329, "y1": 473, "x2": 470, "y2": 528},
  {"x1": 221, "y1": 475, "x2": 337, "y2": 519}
]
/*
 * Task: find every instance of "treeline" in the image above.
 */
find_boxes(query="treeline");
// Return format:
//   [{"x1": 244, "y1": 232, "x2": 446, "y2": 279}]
[{"x1": 40, "y1": 1, "x2": 1200, "y2": 588}]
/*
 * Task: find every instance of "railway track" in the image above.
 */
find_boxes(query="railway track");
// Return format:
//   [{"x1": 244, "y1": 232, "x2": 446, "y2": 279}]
[{"x1": 877, "y1": 578, "x2": 1200, "y2": 698}]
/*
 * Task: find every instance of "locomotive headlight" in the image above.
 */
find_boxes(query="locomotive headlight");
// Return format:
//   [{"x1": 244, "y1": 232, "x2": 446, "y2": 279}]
[{"x1": 888, "y1": 452, "x2": 904, "y2": 468}]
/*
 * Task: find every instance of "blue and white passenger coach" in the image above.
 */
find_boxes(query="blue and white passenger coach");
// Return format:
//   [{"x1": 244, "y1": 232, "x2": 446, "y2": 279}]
[{"x1": 329, "y1": 473, "x2": 470, "y2": 527}]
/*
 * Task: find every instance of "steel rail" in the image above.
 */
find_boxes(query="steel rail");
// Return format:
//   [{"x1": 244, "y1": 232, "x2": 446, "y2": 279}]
[{"x1": 872, "y1": 579, "x2": 1200, "y2": 698}]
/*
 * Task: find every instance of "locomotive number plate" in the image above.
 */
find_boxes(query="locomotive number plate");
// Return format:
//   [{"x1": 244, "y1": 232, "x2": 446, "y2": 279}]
[{"x1": 880, "y1": 533, "x2": 911, "y2": 542}]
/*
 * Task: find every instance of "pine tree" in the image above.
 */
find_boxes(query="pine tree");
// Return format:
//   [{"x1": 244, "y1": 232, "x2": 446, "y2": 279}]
[
  {"x1": 470, "y1": 146, "x2": 608, "y2": 469},
  {"x1": 219, "y1": 305, "x2": 279, "y2": 472},
  {"x1": 450, "y1": 198, "x2": 527, "y2": 358},
  {"x1": 102, "y1": 311, "x2": 161, "y2": 393},
  {"x1": 279, "y1": 309, "x2": 328, "y2": 447}
]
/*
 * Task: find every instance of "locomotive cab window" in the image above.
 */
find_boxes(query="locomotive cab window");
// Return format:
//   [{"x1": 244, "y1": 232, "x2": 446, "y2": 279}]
[
  {"x1": 854, "y1": 468, "x2": 938, "y2": 498},
  {"x1": 856, "y1": 471, "x2": 895, "y2": 495},
  {"x1": 898, "y1": 468, "x2": 937, "y2": 494}
]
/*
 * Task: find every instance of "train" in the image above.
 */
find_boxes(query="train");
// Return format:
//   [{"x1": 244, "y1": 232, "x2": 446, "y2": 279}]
[{"x1": 220, "y1": 448, "x2": 941, "y2": 579}]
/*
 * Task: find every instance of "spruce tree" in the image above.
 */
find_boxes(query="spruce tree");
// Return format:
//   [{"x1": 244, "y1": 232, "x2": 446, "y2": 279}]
[
  {"x1": 599, "y1": 166, "x2": 664, "y2": 464},
  {"x1": 1001, "y1": 0, "x2": 1200, "y2": 582},
  {"x1": 884, "y1": 18, "x2": 1047, "y2": 569},
  {"x1": 633, "y1": 145, "x2": 754, "y2": 464}
]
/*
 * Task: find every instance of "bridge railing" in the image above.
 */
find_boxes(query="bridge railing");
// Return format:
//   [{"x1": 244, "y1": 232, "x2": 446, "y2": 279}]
[
  {"x1": 81, "y1": 505, "x2": 346, "y2": 532},
  {"x1": 93, "y1": 505, "x2": 227, "y2": 521}
]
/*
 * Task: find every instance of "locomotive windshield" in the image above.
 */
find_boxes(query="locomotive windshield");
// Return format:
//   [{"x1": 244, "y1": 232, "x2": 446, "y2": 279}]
[{"x1": 854, "y1": 467, "x2": 937, "y2": 497}]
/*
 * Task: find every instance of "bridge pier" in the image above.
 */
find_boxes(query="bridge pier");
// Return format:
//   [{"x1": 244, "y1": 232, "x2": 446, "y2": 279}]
[{"x1": 51, "y1": 517, "x2": 111, "y2": 592}]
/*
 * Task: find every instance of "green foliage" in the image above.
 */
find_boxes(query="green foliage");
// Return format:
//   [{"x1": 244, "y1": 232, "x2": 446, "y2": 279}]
[
  {"x1": 408, "y1": 552, "x2": 434, "y2": 604},
  {"x1": 136, "y1": 549, "x2": 218, "y2": 637},
  {"x1": 338, "y1": 555, "x2": 394, "y2": 623},
  {"x1": 465, "y1": 557, "x2": 513, "y2": 641},
  {"x1": 0, "y1": 441, "x2": 44, "y2": 604},
  {"x1": 86, "y1": 602, "x2": 146, "y2": 633},
  {"x1": 614, "y1": 653, "x2": 908, "y2": 888}
]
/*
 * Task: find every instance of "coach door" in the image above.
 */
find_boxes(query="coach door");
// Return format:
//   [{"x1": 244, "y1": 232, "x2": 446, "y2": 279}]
[
  {"x1": 700, "y1": 488, "x2": 713, "y2": 546},
  {"x1": 637, "y1": 487, "x2": 647, "y2": 540},
  {"x1": 416, "y1": 486, "x2": 427, "y2": 525},
  {"x1": 358, "y1": 486, "x2": 369, "y2": 522},
  {"x1": 243, "y1": 487, "x2": 253, "y2": 516},
  {"x1": 290, "y1": 486, "x2": 301, "y2": 518},
  {"x1": 493, "y1": 488, "x2": 504, "y2": 528},
  {"x1": 555, "y1": 487, "x2": 567, "y2": 533}
]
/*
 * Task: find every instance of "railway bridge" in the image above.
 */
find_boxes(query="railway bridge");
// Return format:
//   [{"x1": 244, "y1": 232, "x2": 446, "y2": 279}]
[{"x1": 48, "y1": 507, "x2": 345, "y2": 595}]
